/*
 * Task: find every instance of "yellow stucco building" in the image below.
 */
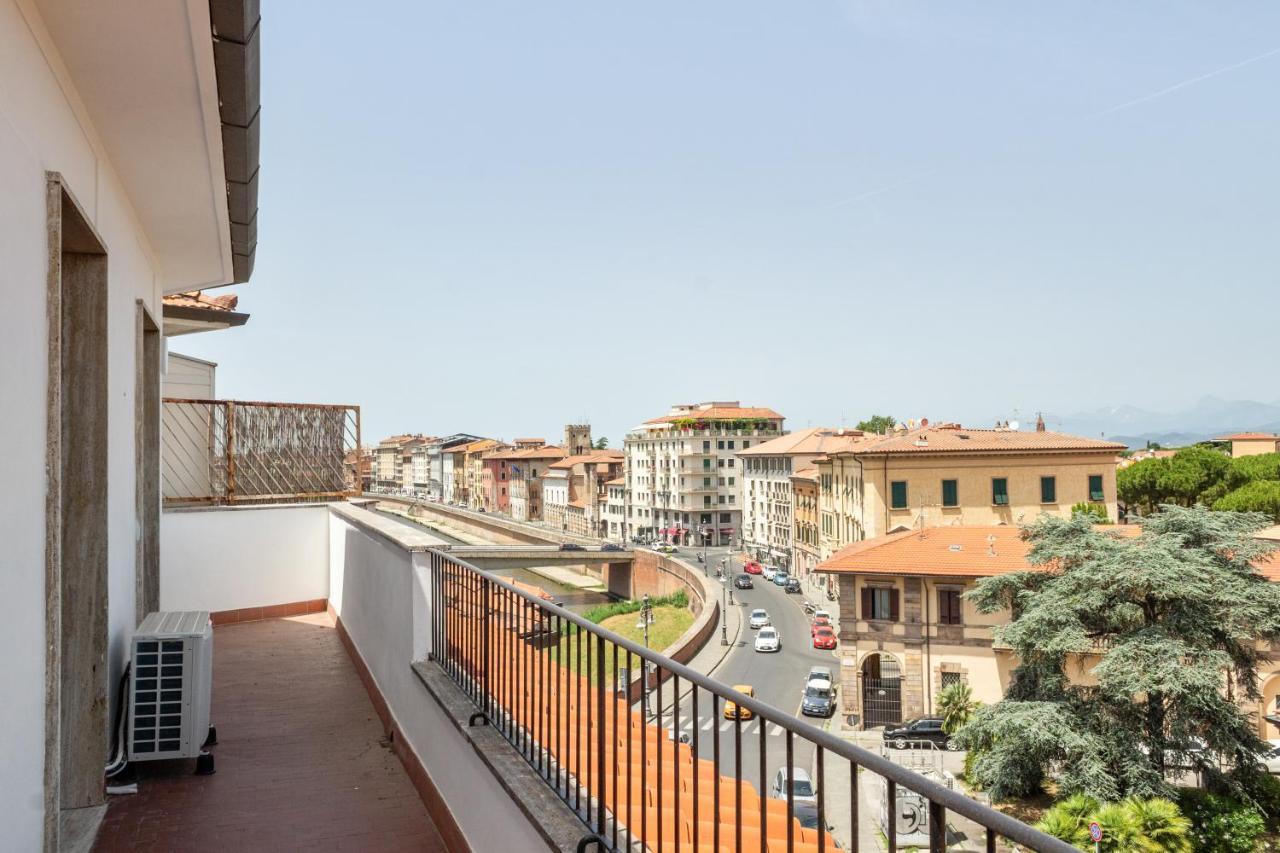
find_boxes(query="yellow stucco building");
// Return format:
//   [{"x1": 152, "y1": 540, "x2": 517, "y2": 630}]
[{"x1": 815, "y1": 421, "x2": 1125, "y2": 562}]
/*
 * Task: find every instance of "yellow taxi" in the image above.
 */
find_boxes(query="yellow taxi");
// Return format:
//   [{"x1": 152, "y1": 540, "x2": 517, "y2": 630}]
[{"x1": 723, "y1": 684, "x2": 755, "y2": 720}]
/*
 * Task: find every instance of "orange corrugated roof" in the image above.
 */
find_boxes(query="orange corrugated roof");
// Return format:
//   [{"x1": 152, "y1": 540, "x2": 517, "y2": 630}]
[
  {"x1": 817, "y1": 525, "x2": 1140, "y2": 578},
  {"x1": 163, "y1": 290, "x2": 239, "y2": 312},
  {"x1": 644, "y1": 405, "x2": 783, "y2": 424},
  {"x1": 737, "y1": 427, "x2": 870, "y2": 457},
  {"x1": 830, "y1": 427, "x2": 1125, "y2": 456}
]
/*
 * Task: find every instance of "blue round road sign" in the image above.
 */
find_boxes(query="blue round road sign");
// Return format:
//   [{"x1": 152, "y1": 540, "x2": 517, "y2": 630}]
[{"x1": 1089, "y1": 821, "x2": 1103, "y2": 842}]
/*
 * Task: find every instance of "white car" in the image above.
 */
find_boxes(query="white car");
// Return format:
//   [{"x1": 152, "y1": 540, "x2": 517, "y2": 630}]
[
  {"x1": 813, "y1": 609, "x2": 832, "y2": 623},
  {"x1": 770, "y1": 767, "x2": 817, "y2": 806},
  {"x1": 1260, "y1": 740, "x2": 1280, "y2": 774},
  {"x1": 762, "y1": 565, "x2": 778, "y2": 581},
  {"x1": 754, "y1": 626, "x2": 781, "y2": 652},
  {"x1": 749, "y1": 609, "x2": 770, "y2": 629}
]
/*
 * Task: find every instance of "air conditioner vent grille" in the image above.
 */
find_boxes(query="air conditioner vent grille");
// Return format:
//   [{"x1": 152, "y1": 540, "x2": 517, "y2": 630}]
[{"x1": 127, "y1": 611, "x2": 213, "y2": 763}]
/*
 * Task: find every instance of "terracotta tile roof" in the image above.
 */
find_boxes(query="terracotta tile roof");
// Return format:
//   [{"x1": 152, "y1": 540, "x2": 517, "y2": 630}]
[
  {"x1": 1219, "y1": 432, "x2": 1279, "y2": 441},
  {"x1": 737, "y1": 427, "x2": 871, "y2": 457},
  {"x1": 644, "y1": 405, "x2": 783, "y2": 425},
  {"x1": 163, "y1": 290, "x2": 239, "y2": 311},
  {"x1": 791, "y1": 466, "x2": 819, "y2": 481},
  {"x1": 606, "y1": 477, "x2": 625, "y2": 486},
  {"x1": 549, "y1": 450, "x2": 625, "y2": 469},
  {"x1": 816, "y1": 524, "x2": 1140, "y2": 578},
  {"x1": 830, "y1": 426, "x2": 1126, "y2": 456},
  {"x1": 568, "y1": 498, "x2": 590, "y2": 510}
]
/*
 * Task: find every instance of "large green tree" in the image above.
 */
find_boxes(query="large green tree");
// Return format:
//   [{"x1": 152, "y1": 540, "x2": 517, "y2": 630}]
[
  {"x1": 855, "y1": 414, "x2": 896, "y2": 434},
  {"x1": 1213, "y1": 480, "x2": 1280, "y2": 522},
  {"x1": 954, "y1": 508, "x2": 1280, "y2": 802}
]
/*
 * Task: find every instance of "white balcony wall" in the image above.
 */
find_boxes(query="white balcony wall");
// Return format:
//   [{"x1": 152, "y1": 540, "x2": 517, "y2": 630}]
[
  {"x1": 160, "y1": 505, "x2": 331, "y2": 613},
  {"x1": 328, "y1": 510, "x2": 538, "y2": 851}
]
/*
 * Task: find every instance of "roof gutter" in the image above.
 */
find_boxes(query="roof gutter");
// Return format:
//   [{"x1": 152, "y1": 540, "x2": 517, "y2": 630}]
[{"x1": 209, "y1": 0, "x2": 261, "y2": 284}]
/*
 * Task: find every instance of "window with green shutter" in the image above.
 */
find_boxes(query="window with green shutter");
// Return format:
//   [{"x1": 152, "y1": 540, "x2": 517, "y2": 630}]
[
  {"x1": 941, "y1": 479, "x2": 958, "y2": 507},
  {"x1": 1089, "y1": 474, "x2": 1104, "y2": 502},
  {"x1": 992, "y1": 477, "x2": 1009, "y2": 506},
  {"x1": 890, "y1": 480, "x2": 908, "y2": 509},
  {"x1": 1040, "y1": 476, "x2": 1056, "y2": 504}
]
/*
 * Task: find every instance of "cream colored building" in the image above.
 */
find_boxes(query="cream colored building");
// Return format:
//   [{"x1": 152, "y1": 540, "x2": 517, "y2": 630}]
[
  {"x1": 815, "y1": 421, "x2": 1125, "y2": 564},
  {"x1": 1220, "y1": 432, "x2": 1280, "y2": 458},
  {"x1": 624, "y1": 401, "x2": 784, "y2": 546},
  {"x1": 791, "y1": 467, "x2": 821, "y2": 588},
  {"x1": 818, "y1": 524, "x2": 1280, "y2": 738},
  {"x1": 544, "y1": 450, "x2": 624, "y2": 537},
  {"x1": 739, "y1": 428, "x2": 865, "y2": 573}
]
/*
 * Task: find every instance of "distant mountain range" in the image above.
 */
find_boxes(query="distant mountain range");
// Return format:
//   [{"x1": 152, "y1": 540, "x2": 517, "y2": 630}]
[{"x1": 1038, "y1": 397, "x2": 1280, "y2": 450}]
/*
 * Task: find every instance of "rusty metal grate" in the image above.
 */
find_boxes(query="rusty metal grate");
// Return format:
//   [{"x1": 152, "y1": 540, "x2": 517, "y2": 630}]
[{"x1": 162, "y1": 399, "x2": 360, "y2": 505}]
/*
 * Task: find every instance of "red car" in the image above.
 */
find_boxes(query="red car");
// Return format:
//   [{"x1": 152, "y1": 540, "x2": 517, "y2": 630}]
[
  {"x1": 743, "y1": 560, "x2": 763, "y2": 575},
  {"x1": 811, "y1": 617, "x2": 832, "y2": 637},
  {"x1": 812, "y1": 627, "x2": 837, "y2": 650}
]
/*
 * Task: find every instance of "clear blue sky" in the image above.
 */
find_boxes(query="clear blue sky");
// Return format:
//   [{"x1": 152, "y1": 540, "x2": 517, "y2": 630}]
[{"x1": 177, "y1": 1, "x2": 1280, "y2": 446}]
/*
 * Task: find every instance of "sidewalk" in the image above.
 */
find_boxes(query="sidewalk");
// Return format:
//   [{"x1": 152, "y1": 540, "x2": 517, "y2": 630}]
[
  {"x1": 644, "y1": 570, "x2": 745, "y2": 722},
  {"x1": 819, "y1": 721, "x2": 992, "y2": 852}
]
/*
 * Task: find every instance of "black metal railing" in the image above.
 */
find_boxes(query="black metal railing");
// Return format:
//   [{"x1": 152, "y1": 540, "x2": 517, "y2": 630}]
[{"x1": 428, "y1": 549, "x2": 1074, "y2": 852}]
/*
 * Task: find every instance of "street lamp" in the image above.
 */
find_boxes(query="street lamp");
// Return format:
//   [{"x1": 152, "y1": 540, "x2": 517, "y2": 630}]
[{"x1": 720, "y1": 579, "x2": 729, "y2": 646}]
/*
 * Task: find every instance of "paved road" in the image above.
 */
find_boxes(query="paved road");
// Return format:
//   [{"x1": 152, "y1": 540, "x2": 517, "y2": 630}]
[{"x1": 652, "y1": 551, "x2": 841, "y2": 800}]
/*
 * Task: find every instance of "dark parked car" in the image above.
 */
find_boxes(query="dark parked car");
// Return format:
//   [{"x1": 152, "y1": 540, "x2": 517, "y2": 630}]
[
  {"x1": 883, "y1": 717, "x2": 949, "y2": 749},
  {"x1": 734, "y1": 573, "x2": 754, "y2": 589},
  {"x1": 601, "y1": 543, "x2": 625, "y2": 552},
  {"x1": 558, "y1": 543, "x2": 586, "y2": 551},
  {"x1": 800, "y1": 680, "x2": 836, "y2": 717},
  {"x1": 784, "y1": 577, "x2": 802, "y2": 593},
  {"x1": 792, "y1": 801, "x2": 840, "y2": 845}
]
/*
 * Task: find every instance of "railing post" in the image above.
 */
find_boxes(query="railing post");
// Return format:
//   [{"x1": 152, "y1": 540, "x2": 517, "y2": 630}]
[
  {"x1": 929, "y1": 800, "x2": 946, "y2": 852},
  {"x1": 483, "y1": 577, "x2": 491, "y2": 723},
  {"x1": 224, "y1": 401, "x2": 236, "y2": 504},
  {"x1": 595, "y1": 632, "x2": 606, "y2": 837}
]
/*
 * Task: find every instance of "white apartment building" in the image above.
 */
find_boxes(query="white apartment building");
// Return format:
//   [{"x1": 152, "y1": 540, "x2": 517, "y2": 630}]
[
  {"x1": 738, "y1": 428, "x2": 868, "y2": 573},
  {"x1": 623, "y1": 402, "x2": 783, "y2": 547},
  {"x1": 605, "y1": 478, "x2": 626, "y2": 541}
]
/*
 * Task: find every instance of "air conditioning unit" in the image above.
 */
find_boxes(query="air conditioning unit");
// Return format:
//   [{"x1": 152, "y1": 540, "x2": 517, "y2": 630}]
[{"x1": 127, "y1": 611, "x2": 215, "y2": 773}]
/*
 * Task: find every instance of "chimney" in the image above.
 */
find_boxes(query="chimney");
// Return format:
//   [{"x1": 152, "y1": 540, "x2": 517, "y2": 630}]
[{"x1": 1035, "y1": 412, "x2": 1046, "y2": 433}]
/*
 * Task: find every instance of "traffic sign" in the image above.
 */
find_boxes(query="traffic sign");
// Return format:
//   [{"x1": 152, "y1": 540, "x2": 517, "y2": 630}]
[{"x1": 1089, "y1": 821, "x2": 1103, "y2": 842}]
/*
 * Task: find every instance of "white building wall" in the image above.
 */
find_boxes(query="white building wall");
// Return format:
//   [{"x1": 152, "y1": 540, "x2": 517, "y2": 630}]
[
  {"x1": 160, "y1": 506, "x2": 331, "y2": 613},
  {"x1": 162, "y1": 351, "x2": 216, "y2": 399},
  {"x1": 0, "y1": 4, "x2": 167, "y2": 844}
]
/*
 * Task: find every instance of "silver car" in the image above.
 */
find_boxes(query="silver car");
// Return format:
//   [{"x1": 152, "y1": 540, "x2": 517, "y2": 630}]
[
  {"x1": 749, "y1": 609, "x2": 770, "y2": 629},
  {"x1": 770, "y1": 767, "x2": 817, "y2": 806}
]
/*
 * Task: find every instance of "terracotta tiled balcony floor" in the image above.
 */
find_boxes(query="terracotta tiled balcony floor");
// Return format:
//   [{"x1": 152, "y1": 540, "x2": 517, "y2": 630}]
[{"x1": 95, "y1": 613, "x2": 447, "y2": 852}]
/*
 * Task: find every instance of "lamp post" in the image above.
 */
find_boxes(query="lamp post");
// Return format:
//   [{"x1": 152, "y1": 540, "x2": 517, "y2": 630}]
[
  {"x1": 721, "y1": 578, "x2": 729, "y2": 646},
  {"x1": 638, "y1": 594, "x2": 653, "y2": 718}
]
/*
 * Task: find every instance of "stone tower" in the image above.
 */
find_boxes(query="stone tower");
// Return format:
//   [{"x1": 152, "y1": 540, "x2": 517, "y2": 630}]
[{"x1": 564, "y1": 424, "x2": 592, "y2": 456}]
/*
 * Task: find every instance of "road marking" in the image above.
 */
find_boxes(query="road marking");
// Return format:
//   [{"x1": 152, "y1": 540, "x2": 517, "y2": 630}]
[
  {"x1": 701, "y1": 719, "x2": 715, "y2": 731},
  {"x1": 769, "y1": 724, "x2": 785, "y2": 737}
]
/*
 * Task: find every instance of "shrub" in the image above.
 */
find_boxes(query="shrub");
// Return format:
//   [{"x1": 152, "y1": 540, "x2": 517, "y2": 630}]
[
  {"x1": 578, "y1": 590, "x2": 689, "y2": 626},
  {"x1": 1174, "y1": 789, "x2": 1266, "y2": 853},
  {"x1": 938, "y1": 682, "x2": 979, "y2": 734},
  {"x1": 1070, "y1": 502, "x2": 1111, "y2": 523},
  {"x1": 1038, "y1": 795, "x2": 1190, "y2": 852},
  {"x1": 1225, "y1": 769, "x2": 1280, "y2": 832}
]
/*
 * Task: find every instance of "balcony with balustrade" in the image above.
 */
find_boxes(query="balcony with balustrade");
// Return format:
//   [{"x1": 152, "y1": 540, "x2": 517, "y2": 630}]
[{"x1": 88, "y1": 398, "x2": 1082, "y2": 852}]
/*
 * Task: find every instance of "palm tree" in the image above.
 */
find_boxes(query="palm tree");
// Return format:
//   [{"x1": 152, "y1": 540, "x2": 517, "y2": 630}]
[
  {"x1": 1038, "y1": 795, "x2": 1191, "y2": 853},
  {"x1": 1122, "y1": 797, "x2": 1191, "y2": 853},
  {"x1": 937, "y1": 682, "x2": 978, "y2": 735}
]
